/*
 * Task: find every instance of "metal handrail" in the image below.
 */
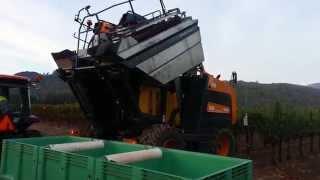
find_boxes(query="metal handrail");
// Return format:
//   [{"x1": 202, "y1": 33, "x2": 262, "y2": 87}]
[
  {"x1": 73, "y1": 0, "x2": 174, "y2": 68},
  {"x1": 75, "y1": 0, "x2": 136, "y2": 68}
]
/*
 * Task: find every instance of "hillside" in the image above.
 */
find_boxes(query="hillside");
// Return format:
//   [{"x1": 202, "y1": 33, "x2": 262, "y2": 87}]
[
  {"x1": 20, "y1": 72, "x2": 75, "y2": 104},
  {"x1": 15, "y1": 71, "x2": 41, "y2": 81},
  {"x1": 309, "y1": 83, "x2": 320, "y2": 89},
  {"x1": 17, "y1": 72, "x2": 320, "y2": 108},
  {"x1": 237, "y1": 81, "x2": 320, "y2": 108}
]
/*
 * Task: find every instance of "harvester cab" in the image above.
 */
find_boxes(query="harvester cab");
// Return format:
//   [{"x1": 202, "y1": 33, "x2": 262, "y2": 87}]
[
  {"x1": 52, "y1": 0, "x2": 237, "y2": 155},
  {"x1": 0, "y1": 75, "x2": 39, "y2": 136}
]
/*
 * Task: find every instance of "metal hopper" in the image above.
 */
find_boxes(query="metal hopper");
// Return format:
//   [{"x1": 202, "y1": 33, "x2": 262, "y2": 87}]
[{"x1": 52, "y1": 0, "x2": 204, "y2": 84}]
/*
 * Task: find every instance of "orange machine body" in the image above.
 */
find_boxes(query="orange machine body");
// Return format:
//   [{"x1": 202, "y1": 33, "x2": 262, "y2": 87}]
[
  {"x1": 0, "y1": 115, "x2": 16, "y2": 133},
  {"x1": 138, "y1": 73, "x2": 237, "y2": 127},
  {"x1": 207, "y1": 75, "x2": 237, "y2": 125}
]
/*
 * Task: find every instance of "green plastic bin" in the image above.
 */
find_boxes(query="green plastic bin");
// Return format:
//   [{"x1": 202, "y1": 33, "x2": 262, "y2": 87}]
[
  {"x1": 0, "y1": 136, "x2": 96, "y2": 180},
  {"x1": 0, "y1": 136, "x2": 252, "y2": 180}
]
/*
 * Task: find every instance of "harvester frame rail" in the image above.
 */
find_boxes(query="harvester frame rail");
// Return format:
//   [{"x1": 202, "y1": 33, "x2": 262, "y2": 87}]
[{"x1": 75, "y1": 0, "x2": 135, "y2": 67}]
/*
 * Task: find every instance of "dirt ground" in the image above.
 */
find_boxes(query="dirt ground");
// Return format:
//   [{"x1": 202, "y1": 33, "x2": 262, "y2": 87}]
[
  {"x1": 241, "y1": 149, "x2": 320, "y2": 180},
  {"x1": 252, "y1": 155, "x2": 320, "y2": 180},
  {"x1": 29, "y1": 121, "x2": 320, "y2": 180},
  {"x1": 235, "y1": 134, "x2": 320, "y2": 180}
]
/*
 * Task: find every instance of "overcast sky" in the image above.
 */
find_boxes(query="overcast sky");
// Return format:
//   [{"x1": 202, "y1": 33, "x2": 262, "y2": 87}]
[{"x1": 1, "y1": 0, "x2": 319, "y2": 85}]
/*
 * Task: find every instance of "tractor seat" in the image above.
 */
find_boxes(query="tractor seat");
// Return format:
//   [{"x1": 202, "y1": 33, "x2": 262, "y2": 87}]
[{"x1": 118, "y1": 12, "x2": 147, "y2": 27}]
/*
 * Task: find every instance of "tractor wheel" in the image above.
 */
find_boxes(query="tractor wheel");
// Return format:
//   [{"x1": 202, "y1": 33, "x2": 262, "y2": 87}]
[
  {"x1": 138, "y1": 124, "x2": 185, "y2": 149},
  {"x1": 211, "y1": 129, "x2": 235, "y2": 156}
]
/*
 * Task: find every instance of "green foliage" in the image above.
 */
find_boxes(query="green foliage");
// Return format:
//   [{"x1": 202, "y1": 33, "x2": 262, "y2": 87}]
[
  {"x1": 32, "y1": 104, "x2": 86, "y2": 124},
  {"x1": 238, "y1": 103, "x2": 320, "y2": 142}
]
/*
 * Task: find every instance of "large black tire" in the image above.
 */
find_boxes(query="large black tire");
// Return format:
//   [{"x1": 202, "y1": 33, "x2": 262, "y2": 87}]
[
  {"x1": 210, "y1": 129, "x2": 235, "y2": 156},
  {"x1": 138, "y1": 124, "x2": 185, "y2": 149}
]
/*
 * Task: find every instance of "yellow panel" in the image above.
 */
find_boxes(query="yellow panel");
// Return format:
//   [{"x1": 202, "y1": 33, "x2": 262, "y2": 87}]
[
  {"x1": 139, "y1": 86, "x2": 160, "y2": 116},
  {"x1": 165, "y1": 92, "x2": 180, "y2": 126},
  {"x1": 139, "y1": 86, "x2": 180, "y2": 125}
]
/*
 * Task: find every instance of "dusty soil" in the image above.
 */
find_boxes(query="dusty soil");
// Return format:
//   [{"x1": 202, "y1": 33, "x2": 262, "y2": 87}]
[
  {"x1": 29, "y1": 120, "x2": 90, "y2": 136},
  {"x1": 253, "y1": 155, "x2": 320, "y2": 180},
  {"x1": 29, "y1": 121, "x2": 320, "y2": 180},
  {"x1": 236, "y1": 133, "x2": 320, "y2": 180},
  {"x1": 30, "y1": 121, "x2": 70, "y2": 135}
]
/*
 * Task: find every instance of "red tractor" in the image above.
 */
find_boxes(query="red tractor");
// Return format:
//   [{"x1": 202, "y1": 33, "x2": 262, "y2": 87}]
[{"x1": 0, "y1": 74, "x2": 40, "y2": 138}]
